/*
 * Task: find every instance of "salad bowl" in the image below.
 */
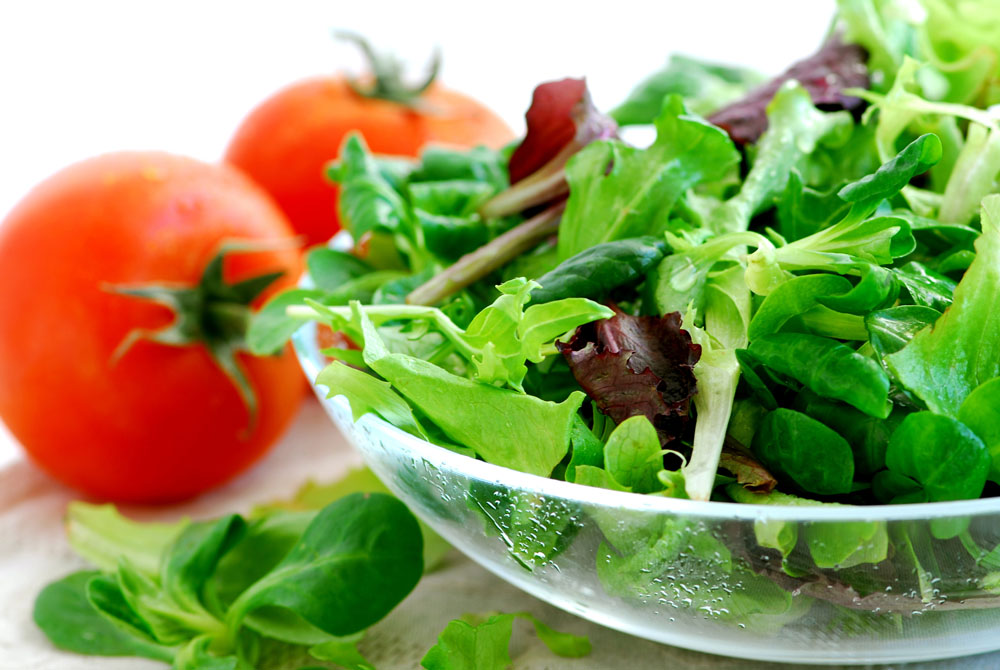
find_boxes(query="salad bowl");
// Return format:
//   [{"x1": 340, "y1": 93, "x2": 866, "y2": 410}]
[{"x1": 295, "y1": 321, "x2": 1000, "y2": 666}]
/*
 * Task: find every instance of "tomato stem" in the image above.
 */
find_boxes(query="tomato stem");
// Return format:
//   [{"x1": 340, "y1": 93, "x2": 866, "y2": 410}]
[
  {"x1": 106, "y1": 241, "x2": 293, "y2": 432},
  {"x1": 335, "y1": 31, "x2": 440, "y2": 107}
]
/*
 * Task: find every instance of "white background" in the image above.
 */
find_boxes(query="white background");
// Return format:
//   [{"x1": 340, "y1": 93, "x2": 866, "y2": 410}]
[{"x1": 0, "y1": 0, "x2": 835, "y2": 467}]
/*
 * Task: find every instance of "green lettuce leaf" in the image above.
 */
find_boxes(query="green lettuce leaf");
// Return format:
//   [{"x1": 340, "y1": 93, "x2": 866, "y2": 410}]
[
  {"x1": 887, "y1": 194, "x2": 1000, "y2": 416},
  {"x1": 559, "y1": 95, "x2": 738, "y2": 259}
]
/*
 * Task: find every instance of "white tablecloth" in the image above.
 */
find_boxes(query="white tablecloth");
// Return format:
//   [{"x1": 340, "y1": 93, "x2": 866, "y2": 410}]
[{"x1": 2, "y1": 399, "x2": 998, "y2": 670}]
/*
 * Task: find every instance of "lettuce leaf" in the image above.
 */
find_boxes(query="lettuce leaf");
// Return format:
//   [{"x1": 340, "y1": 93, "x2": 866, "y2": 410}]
[{"x1": 887, "y1": 194, "x2": 1000, "y2": 416}]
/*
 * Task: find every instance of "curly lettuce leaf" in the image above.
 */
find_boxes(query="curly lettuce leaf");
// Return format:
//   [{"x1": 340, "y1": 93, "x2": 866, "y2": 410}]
[
  {"x1": 558, "y1": 95, "x2": 739, "y2": 259},
  {"x1": 558, "y1": 308, "x2": 701, "y2": 447},
  {"x1": 887, "y1": 194, "x2": 1000, "y2": 416},
  {"x1": 356, "y1": 304, "x2": 585, "y2": 477}
]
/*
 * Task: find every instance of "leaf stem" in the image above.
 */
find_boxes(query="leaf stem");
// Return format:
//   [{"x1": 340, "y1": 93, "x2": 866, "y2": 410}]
[
  {"x1": 406, "y1": 203, "x2": 565, "y2": 305},
  {"x1": 479, "y1": 164, "x2": 568, "y2": 219}
]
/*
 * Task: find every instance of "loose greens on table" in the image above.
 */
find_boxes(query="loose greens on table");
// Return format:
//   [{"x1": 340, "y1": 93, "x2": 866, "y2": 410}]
[{"x1": 35, "y1": 471, "x2": 590, "y2": 669}]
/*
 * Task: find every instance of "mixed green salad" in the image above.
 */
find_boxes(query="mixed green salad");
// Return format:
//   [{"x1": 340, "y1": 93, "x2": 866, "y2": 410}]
[{"x1": 252, "y1": 0, "x2": 1000, "y2": 511}]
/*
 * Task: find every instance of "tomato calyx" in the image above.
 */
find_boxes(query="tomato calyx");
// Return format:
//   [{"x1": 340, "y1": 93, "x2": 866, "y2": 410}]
[
  {"x1": 108, "y1": 241, "x2": 289, "y2": 429},
  {"x1": 335, "y1": 31, "x2": 441, "y2": 107}
]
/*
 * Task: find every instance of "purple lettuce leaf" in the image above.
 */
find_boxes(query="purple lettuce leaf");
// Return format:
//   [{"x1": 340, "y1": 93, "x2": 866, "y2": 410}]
[
  {"x1": 709, "y1": 35, "x2": 869, "y2": 145},
  {"x1": 557, "y1": 306, "x2": 701, "y2": 446},
  {"x1": 480, "y1": 78, "x2": 617, "y2": 218}
]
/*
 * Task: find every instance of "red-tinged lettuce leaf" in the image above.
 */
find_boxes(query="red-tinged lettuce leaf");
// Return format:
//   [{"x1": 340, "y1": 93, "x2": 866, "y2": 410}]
[
  {"x1": 557, "y1": 307, "x2": 701, "y2": 445},
  {"x1": 481, "y1": 79, "x2": 617, "y2": 219},
  {"x1": 709, "y1": 35, "x2": 869, "y2": 145},
  {"x1": 509, "y1": 78, "x2": 589, "y2": 183},
  {"x1": 720, "y1": 436, "x2": 777, "y2": 493}
]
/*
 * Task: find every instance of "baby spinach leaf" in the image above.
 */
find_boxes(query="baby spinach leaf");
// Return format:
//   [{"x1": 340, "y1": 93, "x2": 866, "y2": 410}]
[
  {"x1": 210, "y1": 512, "x2": 314, "y2": 611},
  {"x1": 748, "y1": 333, "x2": 891, "y2": 418},
  {"x1": 530, "y1": 236, "x2": 667, "y2": 304},
  {"x1": 559, "y1": 95, "x2": 738, "y2": 259},
  {"x1": 804, "y1": 520, "x2": 890, "y2": 570},
  {"x1": 795, "y1": 391, "x2": 905, "y2": 477},
  {"x1": 958, "y1": 378, "x2": 1000, "y2": 483},
  {"x1": 306, "y1": 249, "x2": 373, "y2": 292},
  {"x1": 747, "y1": 274, "x2": 852, "y2": 340},
  {"x1": 415, "y1": 211, "x2": 491, "y2": 261},
  {"x1": 603, "y1": 415, "x2": 664, "y2": 494},
  {"x1": 467, "y1": 481, "x2": 581, "y2": 570},
  {"x1": 752, "y1": 408, "x2": 855, "y2": 496},
  {"x1": 816, "y1": 265, "x2": 899, "y2": 315},
  {"x1": 776, "y1": 171, "x2": 851, "y2": 242},
  {"x1": 33, "y1": 571, "x2": 175, "y2": 661},
  {"x1": 887, "y1": 195, "x2": 1000, "y2": 417},
  {"x1": 566, "y1": 414, "x2": 605, "y2": 482},
  {"x1": 574, "y1": 464, "x2": 631, "y2": 492},
  {"x1": 837, "y1": 134, "x2": 943, "y2": 216},
  {"x1": 709, "y1": 82, "x2": 851, "y2": 234},
  {"x1": 85, "y1": 574, "x2": 162, "y2": 645},
  {"x1": 894, "y1": 261, "x2": 956, "y2": 312},
  {"x1": 411, "y1": 145, "x2": 507, "y2": 186},
  {"x1": 727, "y1": 487, "x2": 888, "y2": 569},
  {"x1": 161, "y1": 515, "x2": 246, "y2": 622},
  {"x1": 115, "y1": 557, "x2": 221, "y2": 645},
  {"x1": 331, "y1": 134, "x2": 417, "y2": 242},
  {"x1": 611, "y1": 54, "x2": 764, "y2": 125},
  {"x1": 885, "y1": 412, "x2": 990, "y2": 501},
  {"x1": 229, "y1": 493, "x2": 423, "y2": 638},
  {"x1": 865, "y1": 305, "x2": 941, "y2": 363}
]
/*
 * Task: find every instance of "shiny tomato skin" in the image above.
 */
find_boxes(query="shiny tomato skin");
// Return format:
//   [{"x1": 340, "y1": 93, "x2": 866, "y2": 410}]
[
  {"x1": 0, "y1": 152, "x2": 306, "y2": 503},
  {"x1": 225, "y1": 77, "x2": 514, "y2": 247}
]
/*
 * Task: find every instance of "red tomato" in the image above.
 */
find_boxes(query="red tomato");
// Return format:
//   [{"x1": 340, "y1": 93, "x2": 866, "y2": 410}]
[
  {"x1": 0, "y1": 152, "x2": 306, "y2": 503},
  {"x1": 225, "y1": 76, "x2": 514, "y2": 247}
]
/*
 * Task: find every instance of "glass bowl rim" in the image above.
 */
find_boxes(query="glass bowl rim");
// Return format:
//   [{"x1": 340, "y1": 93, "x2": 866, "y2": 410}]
[{"x1": 293, "y1": 316, "x2": 1000, "y2": 524}]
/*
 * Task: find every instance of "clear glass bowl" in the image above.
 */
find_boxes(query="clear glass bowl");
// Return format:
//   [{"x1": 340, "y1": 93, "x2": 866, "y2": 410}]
[{"x1": 294, "y1": 322, "x2": 1000, "y2": 665}]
